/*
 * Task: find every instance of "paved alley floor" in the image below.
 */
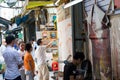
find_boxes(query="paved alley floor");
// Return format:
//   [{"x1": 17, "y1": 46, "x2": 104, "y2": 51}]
[
  {"x1": 0, "y1": 74, "x2": 3, "y2": 80},
  {"x1": 34, "y1": 71, "x2": 54, "y2": 80},
  {"x1": 0, "y1": 71, "x2": 56, "y2": 80}
]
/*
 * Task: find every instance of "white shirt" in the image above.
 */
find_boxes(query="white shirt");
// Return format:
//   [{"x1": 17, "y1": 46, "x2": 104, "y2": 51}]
[
  {"x1": 18, "y1": 50, "x2": 25, "y2": 57},
  {"x1": 18, "y1": 50, "x2": 25, "y2": 70},
  {"x1": 31, "y1": 41, "x2": 37, "y2": 59},
  {"x1": 0, "y1": 45, "x2": 6, "y2": 54},
  {"x1": 0, "y1": 45, "x2": 6, "y2": 64},
  {"x1": 35, "y1": 45, "x2": 47, "y2": 66},
  {"x1": 3, "y1": 46, "x2": 23, "y2": 79}
]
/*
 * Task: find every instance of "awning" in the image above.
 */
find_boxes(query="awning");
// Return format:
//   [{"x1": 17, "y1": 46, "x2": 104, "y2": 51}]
[
  {"x1": 5, "y1": 27, "x2": 22, "y2": 34},
  {"x1": 15, "y1": 15, "x2": 29, "y2": 26},
  {"x1": 0, "y1": 17, "x2": 12, "y2": 29},
  {"x1": 26, "y1": 1, "x2": 53, "y2": 10},
  {"x1": 0, "y1": 24, "x2": 6, "y2": 30}
]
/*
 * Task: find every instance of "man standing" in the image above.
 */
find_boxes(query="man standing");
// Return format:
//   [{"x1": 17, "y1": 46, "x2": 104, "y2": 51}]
[
  {"x1": 0, "y1": 39, "x2": 6, "y2": 54},
  {"x1": 35, "y1": 39, "x2": 52, "y2": 80},
  {"x1": 63, "y1": 52, "x2": 85, "y2": 80},
  {"x1": 18, "y1": 41, "x2": 26, "y2": 80},
  {"x1": 0, "y1": 39, "x2": 6, "y2": 80},
  {"x1": 2, "y1": 35, "x2": 23, "y2": 80}
]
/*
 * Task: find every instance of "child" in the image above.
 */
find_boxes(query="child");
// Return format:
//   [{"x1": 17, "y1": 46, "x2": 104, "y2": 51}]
[{"x1": 24, "y1": 43, "x2": 35, "y2": 80}]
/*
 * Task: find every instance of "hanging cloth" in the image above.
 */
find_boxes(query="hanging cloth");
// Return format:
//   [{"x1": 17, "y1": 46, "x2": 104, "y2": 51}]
[{"x1": 86, "y1": 1, "x2": 112, "y2": 80}]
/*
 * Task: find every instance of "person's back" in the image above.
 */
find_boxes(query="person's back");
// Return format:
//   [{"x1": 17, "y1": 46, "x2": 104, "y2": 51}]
[
  {"x1": 3, "y1": 47, "x2": 21, "y2": 78},
  {"x1": 24, "y1": 42, "x2": 35, "y2": 80},
  {"x1": 63, "y1": 62, "x2": 76, "y2": 80},
  {"x1": 63, "y1": 52, "x2": 85, "y2": 80},
  {"x1": 24, "y1": 51, "x2": 35, "y2": 72},
  {"x1": 2, "y1": 35, "x2": 23, "y2": 80},
  {"x1": 80, "y1": 59, "x2": 92, "y2": 80},
  {"x1": 35, "y1": 45, "x2": 46, "y2": 65}
]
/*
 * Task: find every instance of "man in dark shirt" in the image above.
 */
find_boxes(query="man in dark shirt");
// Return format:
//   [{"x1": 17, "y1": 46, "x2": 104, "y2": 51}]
[{"x1": 63, "y1": 52, "x2": 85, "y2": 80}]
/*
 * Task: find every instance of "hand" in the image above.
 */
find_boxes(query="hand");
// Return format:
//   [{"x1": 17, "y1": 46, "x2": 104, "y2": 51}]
[
  {"x1": 0, "y1": 69, "x2": 4, "y2": 74},
  {"x1": 35, "y1": 71, "x2": 38, "y2": 74},
  {"x1": 32, "y1": 72, "x2": 35, "y2": 77},
  {"x1": 18, "y1": 63, "x2": 23, "y2": 69},
  {"x1": 76, "y1": 75, "x2": 84, "y2": 80}
]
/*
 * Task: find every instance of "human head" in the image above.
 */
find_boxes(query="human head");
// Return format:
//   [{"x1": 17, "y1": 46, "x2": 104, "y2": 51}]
[
  {"x1": 5, "y1": 35, "x2": 16, "y2": 47},
  {"x1": 31, "y1": 38, "x2": 35, "y2": 43},
  {"x1": 37, "y1": 39, "x2": 42, "y2": 45},
  {"x1": 73, "y1": 52, "x2": 85, "y2": 65},
  {"x1": 25, "y1": 42, "x2": 32, "y2": 52},
  {"x1": 14, "y1": 38, "x2": 19, "y2": 44},
  {"x1": 19, "y1": 41, "x2": 25, "y2": 51},
  {"x1": 32, "y1": 38, "x2": 35, "y2": 41}
]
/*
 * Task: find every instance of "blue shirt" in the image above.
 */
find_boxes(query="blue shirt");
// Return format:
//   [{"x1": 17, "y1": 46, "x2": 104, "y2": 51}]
[{"x1": 3, "y1": 46, "x2": 23, "y2": 79}]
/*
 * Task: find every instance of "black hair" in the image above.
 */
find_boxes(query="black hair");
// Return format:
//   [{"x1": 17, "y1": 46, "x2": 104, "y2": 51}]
[
  {"x1": 5, "y1": 35, "x2": 15, "y2": 44},
  {"x1": 37, "y1": 39, "x2": 42, "y2": 45},
  {"x1": 25, "y1": 42, "x2": 32, "y2": 51},
  {"x1": 18, "y1": 41, "x2": 25, "y2": 46},
  {"x1": 73, "y1": 52, "x2": 85, "y2": 61},
  {"x1": 31, "y1": 37, "x2": 35, "y2": 41}
]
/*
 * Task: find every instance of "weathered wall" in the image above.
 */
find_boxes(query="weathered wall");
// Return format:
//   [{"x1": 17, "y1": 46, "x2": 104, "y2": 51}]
[
  {"x1": 110, "y1": 15, "x2": 120, "y2": 80},
  {"x1": 57, "y1": 4, "x2": 72, "y2": 71}
]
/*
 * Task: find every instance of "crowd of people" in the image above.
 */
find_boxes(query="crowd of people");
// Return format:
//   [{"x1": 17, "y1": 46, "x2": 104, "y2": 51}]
[
  {"x1": 0, "y1": 35, "x2": 51, "y2": 80},
  {"x1": 0, "y1": 34, "x2": 92, "y2": 80}
]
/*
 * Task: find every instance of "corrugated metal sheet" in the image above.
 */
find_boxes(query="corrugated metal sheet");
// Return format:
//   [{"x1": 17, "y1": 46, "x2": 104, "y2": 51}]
[
  {"x1": 84, "y1": 0, "x2": 111, "y2": 14},
  {"x1": 0, "y1": 17, "x2": 11, "y2": 29}
]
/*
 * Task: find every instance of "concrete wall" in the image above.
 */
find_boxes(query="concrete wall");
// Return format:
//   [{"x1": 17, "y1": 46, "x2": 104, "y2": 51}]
[{"x1": 57, "y1": 4, "x2": 72, "y2": 71}]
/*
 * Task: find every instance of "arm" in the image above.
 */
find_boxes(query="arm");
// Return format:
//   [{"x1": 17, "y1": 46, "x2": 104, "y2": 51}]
[
  {"x1": 28, "y1": 55, "x2": 35, "y2": 76},
  {"x1": 15, "y1": 51, "x2": 23, "y2": 69},
  {"x1": 45, "y1": 39, "x2": 55, "y2": 48},
  {"x1": 0, "y1": 64, "x2": 6, "y2": 74},
  {"x1": 70, "y1": 75, "x2": 75, "y2": 80}
]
